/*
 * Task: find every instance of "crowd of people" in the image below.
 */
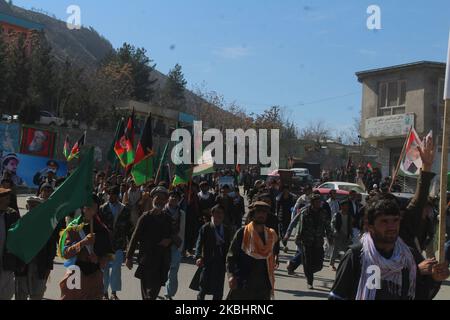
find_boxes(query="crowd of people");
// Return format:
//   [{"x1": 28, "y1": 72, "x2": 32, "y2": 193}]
[{"x1": 0, "y1": 135, "x2": 449, "y2": 300}]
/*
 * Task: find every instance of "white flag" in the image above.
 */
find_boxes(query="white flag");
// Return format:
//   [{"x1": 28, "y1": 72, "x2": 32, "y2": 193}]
[
  {"x1": 445, "y1": 30, "x2": 450, "y2": 100},
  {"x1": 399, "y1": 128, "x2": 432, "y2": 177}
]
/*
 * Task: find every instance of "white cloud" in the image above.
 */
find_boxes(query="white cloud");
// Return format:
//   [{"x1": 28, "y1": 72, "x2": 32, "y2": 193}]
[{"x1": 213, "y1": 46, "x2": 251, "y2": 59}]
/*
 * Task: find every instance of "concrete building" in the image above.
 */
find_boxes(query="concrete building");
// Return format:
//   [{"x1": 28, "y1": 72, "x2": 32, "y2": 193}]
[{"x1": 356, "y1": 61, "x2": 448, "y2": 184}]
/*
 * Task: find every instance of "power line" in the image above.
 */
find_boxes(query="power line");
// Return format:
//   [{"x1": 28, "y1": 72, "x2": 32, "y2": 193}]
[{"x1": 236, "y1": 92, "x2": 359, "y2": 109}]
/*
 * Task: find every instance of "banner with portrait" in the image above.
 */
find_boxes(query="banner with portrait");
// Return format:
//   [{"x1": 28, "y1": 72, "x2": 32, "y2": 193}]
[
  {"x1": 0, "y1": 152, "x2": 67, "y2": 188},
  {"x1": 0, "y1": 123, "x2": 20, "y2": 154},
  {"x1": 20, "y1": 126, "x2": 56, "y2": 158}
]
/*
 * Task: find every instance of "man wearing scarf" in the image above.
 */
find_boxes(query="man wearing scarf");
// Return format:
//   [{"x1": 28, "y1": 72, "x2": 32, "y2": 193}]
[
  {"x1": 163, "y1": 191, "x2": 186, "y2": 300},
  {"x1": 329, "y1": 195, "x2": 449, "y2": 300},
  {"x1": 226, "y1": 201, "x2": 278, "y2": 300}
]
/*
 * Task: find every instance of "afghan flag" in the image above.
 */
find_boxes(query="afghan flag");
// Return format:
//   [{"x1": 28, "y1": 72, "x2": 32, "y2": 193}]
[
  {"x1": 131, "y1": 115, "x2": 155, "y2": 186},
  {"x1": 7, "y1": 147, "x2": 94, "y2": 264},
  {"x1": 114, "y1": 110, "x2": 135, "y2": 168},
  {"x1": 63, "y1": 135, "x2": 70, "y2": 160},
  {"x1": 67, "y1": 132, "x2": 86, "y2": 162},
  {"x1": 367, "y1": 162, "x2": 373, "y2": 173},
  {"x1": 107, "y1": 118, "x2": 125, "y2": 165}
]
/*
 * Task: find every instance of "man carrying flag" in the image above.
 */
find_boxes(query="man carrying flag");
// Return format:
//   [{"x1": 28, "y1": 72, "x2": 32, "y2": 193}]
[
  {"x1": 132, "y1": 114, "x2": 155, "y2": 186},
  {"x1": 115, "y1": 110, "x2": 135, "y2": 168},
  {"x1": 67, "y1": 132, "x2": 86, "y2": 162},
  {"x1": 7, "y1": 147, "x2": 95, "y2": 266}
]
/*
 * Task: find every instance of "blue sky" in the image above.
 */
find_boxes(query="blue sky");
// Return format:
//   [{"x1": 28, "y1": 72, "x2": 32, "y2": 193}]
[{"x1": 13, "y1": 0, "x2": 450, "y2": 133}]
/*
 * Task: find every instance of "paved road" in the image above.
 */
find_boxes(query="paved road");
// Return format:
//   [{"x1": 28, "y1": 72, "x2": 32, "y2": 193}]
[{"x1": 15, "y1": 194, "x2": 450, "y2": 300}]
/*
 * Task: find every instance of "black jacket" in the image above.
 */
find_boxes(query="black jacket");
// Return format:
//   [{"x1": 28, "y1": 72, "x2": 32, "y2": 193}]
[
  {"x1": 2, "y1": 207, "x2": 22, "y2": 272},
  {"x1": 276, "y1": 193, "x2": 296, "y2": 223},
  {"x1": 195, "y1": 222, "x2": 232, "y2": 265},
  {"x1": 99, "y1": 202, "x2": 133, "y2": 251}
]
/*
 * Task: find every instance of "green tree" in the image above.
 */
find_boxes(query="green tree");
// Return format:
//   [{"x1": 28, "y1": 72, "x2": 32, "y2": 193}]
[
  {"x1": 108, "y1": 43, "x2": 157, "y2": 102},
  {"x1": 6, "y1": 33, "x2": 30, "y2": 116},
  {"x1": 160, "y1": 63, "x2": 187, "y2": 111},
  {"x1": 27, "y1": 31, "x2": 55, "y2": 113},
  {"x1": 0, "y1": 28, "x2": 9, "y2": 110}
]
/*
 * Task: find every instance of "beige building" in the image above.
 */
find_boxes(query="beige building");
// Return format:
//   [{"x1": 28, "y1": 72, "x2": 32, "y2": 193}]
[{"x1": 356, "y1": 61, "x2": 447, "y2": 183}]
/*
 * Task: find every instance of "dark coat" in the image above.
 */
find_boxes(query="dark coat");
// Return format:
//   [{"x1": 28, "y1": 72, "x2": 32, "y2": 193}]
[
  {"x1": 126, "y1": 211, "x2": 172, "y2": 287},
  {"x1": 190, "y1": 222, "x2": 232, "y2": 294},
  {"x1": 99, "y1": 202, "x2": 133, "y2": 251},
  {"x1": 276, "y1": 193, "x2": 296, "y2": 223},
  {"x1": 2, "y1": 207, "x2": 22, "y2": 272},
  {"x1": 226, "y1": 227, "x2": 274, "y2": 291}
]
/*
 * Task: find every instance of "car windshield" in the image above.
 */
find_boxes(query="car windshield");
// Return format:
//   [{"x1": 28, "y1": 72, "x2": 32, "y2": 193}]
[{"x1": 338, "y1": 185, "x2": 365, "y2": 193}]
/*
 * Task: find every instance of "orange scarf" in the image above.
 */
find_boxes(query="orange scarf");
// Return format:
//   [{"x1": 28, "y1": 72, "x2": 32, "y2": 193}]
[{"x1": 241, "y1": 221, "x2": 278, "y2": 298}]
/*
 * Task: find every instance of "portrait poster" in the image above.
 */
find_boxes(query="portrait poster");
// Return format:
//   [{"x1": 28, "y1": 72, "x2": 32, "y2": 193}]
[
  {"x1": 20, "y1": 126, "x2": 56, "y2": 158},
  {"x1": 0, "y1": 153, "x2": 68, "y2": 188}
]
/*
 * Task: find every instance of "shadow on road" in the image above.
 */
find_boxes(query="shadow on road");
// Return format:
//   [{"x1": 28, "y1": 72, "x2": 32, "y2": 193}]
[{"x1": 275, "y1": 288, "x2": 329, "y2": 299}]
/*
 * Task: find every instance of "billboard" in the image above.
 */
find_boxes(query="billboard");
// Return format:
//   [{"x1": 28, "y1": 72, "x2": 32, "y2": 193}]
[
  {"x1": 20, "y1": 126, "x2": 56, "y2": 158},
  {"x1": 0, "y1": 152, "x2": 67, "y2": 188},
  {"x1": 0, "y1": 123, "x2": 20, "y2": 154}
]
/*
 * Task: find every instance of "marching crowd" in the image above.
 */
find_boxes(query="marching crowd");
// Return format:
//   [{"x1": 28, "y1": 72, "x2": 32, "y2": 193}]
[{"x1": 0, "y1": 135, "x2": 449, "y2": 300}]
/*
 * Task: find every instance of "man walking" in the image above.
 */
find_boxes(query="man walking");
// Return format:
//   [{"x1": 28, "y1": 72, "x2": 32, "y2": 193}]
[
  {"x1": 297, "y1": 194, "x2": 332, "y2": 289},
  {"x1": 15, "y1": 196, "x2": 59, "y2": 300},
  {"x1": 99, "y1": 186, "x2": 133, "y2": 300},
  {"x1": 126, "y1": 187, "x2": 172, "y2": 300},
  {"x1": 329, "y1": 200, "x2": 353, "y2": 271},
  {"x1": 164, "y1": 191, "x2": 186, "y2": 300},
  {"x1": 191, "y1": 205, "x2": 232, "y2": 300},
  {"x1": 226, "y1": 201, "x2": 278, "y2": 300},
  {"x1": 276, "y1": 185, "x2": 296, "y2": 253},
  {"x1": 0, "y1": 187, "x2": 21, "y2": 300}
]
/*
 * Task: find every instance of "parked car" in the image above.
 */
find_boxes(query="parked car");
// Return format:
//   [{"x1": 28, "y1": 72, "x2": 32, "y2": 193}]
[
  {"x1": 314, "y1": 188, "x2": 350, "y2": 202},
  {"x1": 319, "y1": 181, "x2": 366, "y2": 194},
  {"x1": 1, "y1": 114, "x2": 18, "y2": 122},
  {"x1": 37, "y1": 111, "x2": 65, "y2": 126}
]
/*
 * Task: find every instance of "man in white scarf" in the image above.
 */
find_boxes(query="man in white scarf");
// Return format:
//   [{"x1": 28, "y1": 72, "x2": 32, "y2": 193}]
[{"x1": 329, "y1": 195, "x2": 449, "y2": 300}]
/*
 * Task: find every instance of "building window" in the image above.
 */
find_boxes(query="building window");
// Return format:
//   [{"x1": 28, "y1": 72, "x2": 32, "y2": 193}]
[{"x1": 378, "y1": 80, "x2": 407, "y2": 116}]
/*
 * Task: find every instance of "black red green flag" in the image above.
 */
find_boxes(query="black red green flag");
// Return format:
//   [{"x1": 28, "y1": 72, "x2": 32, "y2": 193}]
[
  {"x1": 67, "y1": 132, "x2": 86, "y2": 162},
  {"x1": 63, "y1": 135, "x2": 70, "y2": 160},
  {"x1": 131, "y1": 114, "x2": 156, "y2": 186},
  {"x1": 114, "y1": 110, "x2": 135, "y2": 168}
]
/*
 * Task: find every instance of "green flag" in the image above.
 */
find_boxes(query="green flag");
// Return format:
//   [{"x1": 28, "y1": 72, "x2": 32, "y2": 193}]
[
  {"x1": 7, "y1": 147, "x2": 94, "y2": 264},
  {"x1": 172, "y1": 164, "x2": 192, "y2": 186}
]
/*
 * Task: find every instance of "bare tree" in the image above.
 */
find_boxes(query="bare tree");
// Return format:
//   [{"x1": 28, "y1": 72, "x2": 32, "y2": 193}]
[{"x1": 298, "y1": 120, "x2": 332, "y2": 143}]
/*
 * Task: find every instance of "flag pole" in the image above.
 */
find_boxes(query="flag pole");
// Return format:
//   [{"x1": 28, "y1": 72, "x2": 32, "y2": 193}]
[
  {"x1": 438, "y1": 99, "x2": 450, "y2": 263},
  {"x1": 389, "y1": 127, "x2": 412, "y2": 192}
]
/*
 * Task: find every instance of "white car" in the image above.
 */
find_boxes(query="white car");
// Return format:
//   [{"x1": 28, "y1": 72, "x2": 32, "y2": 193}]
[
  {"x1": 1, "y1": 114, "x2": 18, "y2": 122},
  {"x1": 318, "y1": 181, "x2": 366, "y2": 194},
  {"x1": 38, "y1": 111, "x2": 65, "y2": 126}
]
